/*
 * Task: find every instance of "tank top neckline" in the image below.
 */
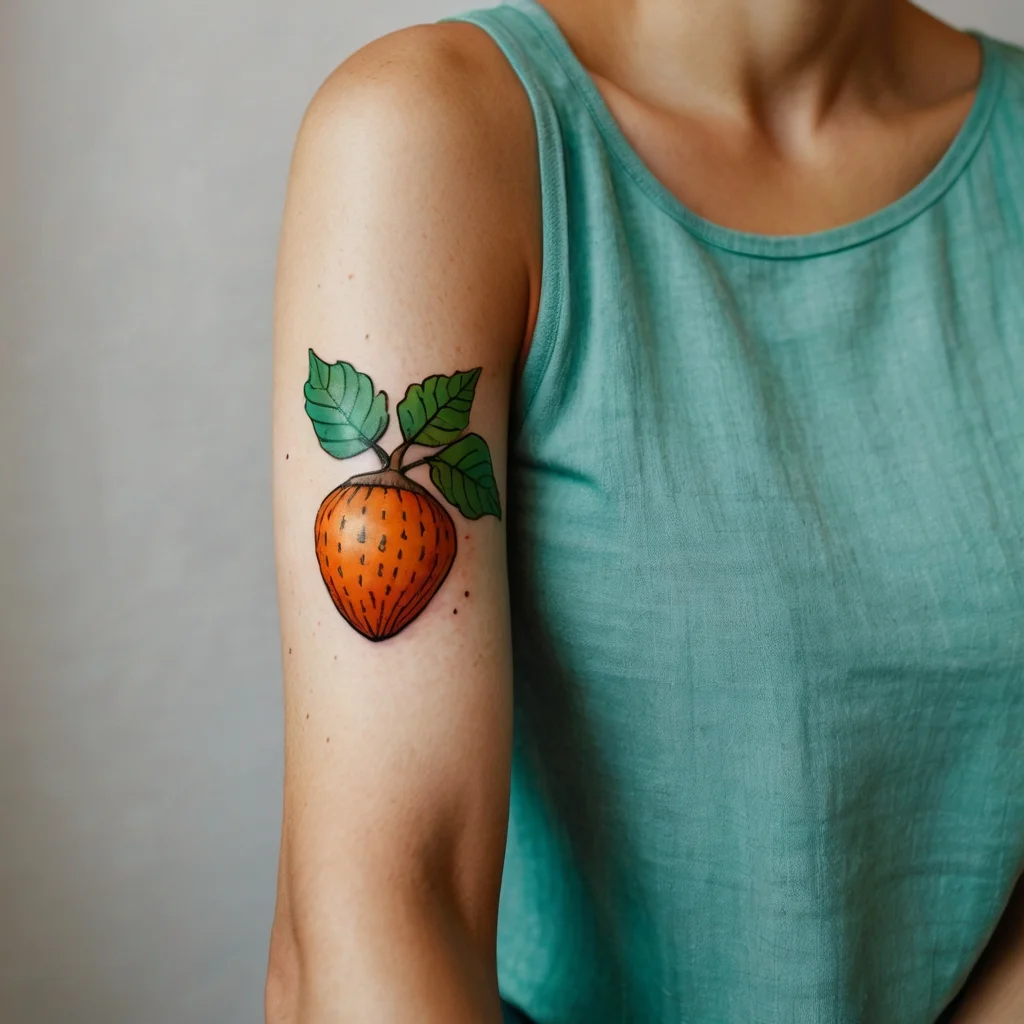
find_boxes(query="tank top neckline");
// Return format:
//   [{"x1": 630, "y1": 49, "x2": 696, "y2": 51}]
[{"x1": 503, "y1": 0, "x2": 1006, "y2": 259}]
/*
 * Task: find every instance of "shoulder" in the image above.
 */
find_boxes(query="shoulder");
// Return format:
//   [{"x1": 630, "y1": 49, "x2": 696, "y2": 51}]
[
  {"x1": 276, "y1": 24, "x2": 541, "y2": 379},
  {"x1": 292, "y1": 23, "x2": 538, "y2": 213},
  {"x1": 282, "y1": 23, "x2": 541, "y2": 340},
  {"x1": 313, "y1": 21, "x2": 526, "y2": 112}
]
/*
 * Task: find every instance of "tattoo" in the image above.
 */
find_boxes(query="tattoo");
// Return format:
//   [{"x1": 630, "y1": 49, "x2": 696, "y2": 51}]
[{"x1": 304, "y1": 349, "x2": 501, "y2": 642}]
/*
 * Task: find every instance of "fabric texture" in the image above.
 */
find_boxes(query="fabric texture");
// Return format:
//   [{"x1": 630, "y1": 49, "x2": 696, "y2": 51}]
[{"x1": 444, "y1": 2, "x2": 1024, "y2": 1020}]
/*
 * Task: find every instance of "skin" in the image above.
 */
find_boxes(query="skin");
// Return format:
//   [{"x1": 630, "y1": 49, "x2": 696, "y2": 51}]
[
  {"x1": 266, "y1": 1, "x2": 1020, "y2": 1020},
  {"x1": 543, "y1": 0, "x2": 983, "y2": 234},
  {"x1": 267, "y1": 27, "x2": 537, "y2": 1024}
]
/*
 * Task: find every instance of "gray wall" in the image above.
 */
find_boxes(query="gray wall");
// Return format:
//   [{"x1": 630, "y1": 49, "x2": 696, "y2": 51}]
[{"x1": 2, "y1": 2, "x2": 1021, "y2": 1022}]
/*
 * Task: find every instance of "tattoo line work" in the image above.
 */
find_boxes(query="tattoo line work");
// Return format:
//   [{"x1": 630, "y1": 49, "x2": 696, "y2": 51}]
[{"x1": 304, "y1": 350, "x2": 501, "y2": 642}]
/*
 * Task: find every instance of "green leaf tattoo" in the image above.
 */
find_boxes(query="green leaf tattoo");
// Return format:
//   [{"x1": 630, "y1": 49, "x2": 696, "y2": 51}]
[
  {"x1": 397, "y1": 368, "x2": 481, "y2": 446},
  {"x1": 426, "y1": 434, "x2": 501, "y2": 521},
  {"x1": 304, "y1": 349, "x2": 389, "y2": 460},
  {"x1": 304, "y1": 351, "x2": 500, "y2": 642}
]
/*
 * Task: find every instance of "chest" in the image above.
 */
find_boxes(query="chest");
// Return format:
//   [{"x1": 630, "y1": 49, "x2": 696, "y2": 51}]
[{"x1": 511, "y1": 237, "x2": 1024, "y2": 692}]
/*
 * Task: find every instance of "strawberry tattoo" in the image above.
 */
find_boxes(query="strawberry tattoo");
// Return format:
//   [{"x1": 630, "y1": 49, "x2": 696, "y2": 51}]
[{"x1": 304, "y1": 351, "x2": 500, "y2": 641}]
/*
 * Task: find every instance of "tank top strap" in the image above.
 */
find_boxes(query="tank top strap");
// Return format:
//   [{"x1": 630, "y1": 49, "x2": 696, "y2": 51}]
[
  {"x1": 440, "y1": 2, "x2": 574, "y2": 437},
  {"x1": 444, "y1": 0, "x2": 586, "y2": 117}
]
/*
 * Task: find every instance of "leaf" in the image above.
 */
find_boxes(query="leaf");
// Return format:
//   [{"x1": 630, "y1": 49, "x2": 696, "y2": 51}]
[
  {"x1": 397, "y1": 368, "x2": 481, "y2": 447},
  {"x1": 426, "y1": 433, "x2": 501, "y2": 520},
  {"x1": 304, "y1": 349, "x2": 389, "y2": 459}
]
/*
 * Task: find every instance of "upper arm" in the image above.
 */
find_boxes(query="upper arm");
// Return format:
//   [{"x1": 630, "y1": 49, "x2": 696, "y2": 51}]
[{"x1": 269, "y1": 23, "x2": 538, "y2": 1018}]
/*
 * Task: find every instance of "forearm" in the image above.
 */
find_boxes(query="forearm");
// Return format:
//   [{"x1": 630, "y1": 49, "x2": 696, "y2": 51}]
[
  {"x1": 948, "y1": 877, "x2": 1024, "y2": 1023},
  {"x1": 266, "y1": 894, "x2": 503, "y2": 1024}
]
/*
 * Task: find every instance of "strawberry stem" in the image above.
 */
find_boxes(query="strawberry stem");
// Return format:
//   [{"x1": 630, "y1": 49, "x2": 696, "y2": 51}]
[
  {"x1": 388, "y1": 441, "x2": 412, "y2": 471},
  {"x1": 389, "y1": 437, "x2": 454, "y2": 472}
]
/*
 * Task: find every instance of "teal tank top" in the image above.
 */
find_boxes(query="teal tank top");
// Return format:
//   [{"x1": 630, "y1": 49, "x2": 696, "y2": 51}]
[{"x1": 447, "y1": 3, "x2": 1024, "y2": 1020}]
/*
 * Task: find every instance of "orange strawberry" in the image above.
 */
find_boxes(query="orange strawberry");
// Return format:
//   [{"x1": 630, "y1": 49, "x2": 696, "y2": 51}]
[{"x1": 314, "y1": 469, "x2": 457, "y2": 642}]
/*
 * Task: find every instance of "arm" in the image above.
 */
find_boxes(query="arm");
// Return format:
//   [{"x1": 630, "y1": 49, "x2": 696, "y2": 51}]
[
  {"x1": 265, "y1": 25, "x2": 539, "y2": 1023},
  {"x1": 948, "y1": 874, "x2": 1024, "y2": 1023}
]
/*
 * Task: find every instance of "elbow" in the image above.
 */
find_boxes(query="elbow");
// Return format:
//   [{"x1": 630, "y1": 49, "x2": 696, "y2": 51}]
[{"x1": 265, "y1": 910, "x2": 301, "y2": 1024}]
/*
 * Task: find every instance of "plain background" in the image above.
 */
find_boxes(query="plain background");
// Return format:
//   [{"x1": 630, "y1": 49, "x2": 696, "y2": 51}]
[{"x1": 2, "y1": 1, "x2": 1022, "y2": 1021}]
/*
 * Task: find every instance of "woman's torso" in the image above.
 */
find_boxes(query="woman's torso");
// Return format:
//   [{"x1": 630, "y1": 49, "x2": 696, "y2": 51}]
[{"x1": 445, "y1": 2, "x2": 1024, "y2": 1020}]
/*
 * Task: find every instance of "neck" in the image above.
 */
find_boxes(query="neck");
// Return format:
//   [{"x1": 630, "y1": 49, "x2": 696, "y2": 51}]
[{"x1": 543, "y1": 0, "x2": 922, "y2": 134}]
